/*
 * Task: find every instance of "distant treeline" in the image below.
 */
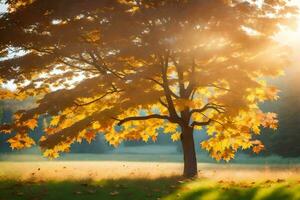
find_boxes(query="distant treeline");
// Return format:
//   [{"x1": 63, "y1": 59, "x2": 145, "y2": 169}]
[{"x1": 256, "y1": 75, "x2": 300, "y2": 158}]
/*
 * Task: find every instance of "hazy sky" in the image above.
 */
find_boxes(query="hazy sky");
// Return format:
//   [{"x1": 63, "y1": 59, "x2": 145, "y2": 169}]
[
  {"x1": 0, "y1": 1, "x2": 299, "y2": 90},
  {"x1": 0, "y1": 3, "x2": 7, "y2": 13}
]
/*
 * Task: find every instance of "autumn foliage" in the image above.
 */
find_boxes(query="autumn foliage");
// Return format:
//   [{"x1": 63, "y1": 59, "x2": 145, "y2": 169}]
[{"x1": 0, "y1": 0, "x2": 298, "y2": 177}]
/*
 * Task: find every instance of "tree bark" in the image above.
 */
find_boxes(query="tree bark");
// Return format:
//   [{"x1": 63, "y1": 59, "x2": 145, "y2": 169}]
[{"x1": 180, "y1": 126, "x2": 197, "y2": 178}]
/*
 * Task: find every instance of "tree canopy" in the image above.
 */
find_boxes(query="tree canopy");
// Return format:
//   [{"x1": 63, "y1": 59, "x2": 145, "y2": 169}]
[{"x1": 0, "y1": 0, "x2": 298, "y2": 163}]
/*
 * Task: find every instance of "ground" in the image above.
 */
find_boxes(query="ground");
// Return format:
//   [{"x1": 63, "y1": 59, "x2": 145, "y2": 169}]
[{"x1": 0, "y1": 160, "x2": 299, "y2": 200}]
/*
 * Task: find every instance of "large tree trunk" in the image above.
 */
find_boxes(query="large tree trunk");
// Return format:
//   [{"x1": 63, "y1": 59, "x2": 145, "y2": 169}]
[{"x1": 180, "y1": 126, "x2": 197, "y2": 178}]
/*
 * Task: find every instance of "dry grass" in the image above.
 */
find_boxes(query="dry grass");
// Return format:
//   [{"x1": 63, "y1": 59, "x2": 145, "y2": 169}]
[
  {"x1": 0, "y1": 161, "x2": 299, "y2": 182},
  {"x1": 0, "y1": 161, "x2": 300, "y2": 200}
]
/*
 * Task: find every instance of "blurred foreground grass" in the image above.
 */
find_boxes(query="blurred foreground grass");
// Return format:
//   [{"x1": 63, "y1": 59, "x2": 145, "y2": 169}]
[{"x1": 0, "y1": 177, "x2": 299, "y2": 200}]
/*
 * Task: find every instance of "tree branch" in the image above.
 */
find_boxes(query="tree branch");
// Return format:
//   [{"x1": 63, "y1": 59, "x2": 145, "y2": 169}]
[
  {"x1": 116, "y1": 114, "x2": 169, "y2": 126},
  {"x1": 74, "y1": 87, "x2": 123, "y2": 107},
  {"x1": 87, "y1": 51, "x2": 125, "y2": 79},
  {"x1": 186, "y1": 57, "x2": 197, "y2": 98},
  {"x1": 159, "y1": 98, "x2": 168, "y2": 108},
  {"x1": 160, "y1": 51, "x2": 179, "y2": 120},
  {"x1": 59, "y1": 58, "x2": 98, "y2": 73},
  {"x1": 170, "y1": 56, "x2": 186, "y2": 97},
  {"x1": 191, "y1": 112, "x2": 225, "y2": 128},
  {"x1": 191, "y1": 119, "x2": 212, "y2": 127},
  {"x1": 190, "y1": 103, "x2": 226, "y2": 115},
  {"x1": 147, "y1": 77, "x2": 179, "y2": 98},
  {"x1": 207, "y1": 84, "x2": 230, "y2": 91}
]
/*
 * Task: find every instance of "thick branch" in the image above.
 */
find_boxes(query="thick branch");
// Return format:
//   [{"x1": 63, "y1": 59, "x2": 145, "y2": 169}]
[
  {"x1": 116, "y1": 114, "x2": 169, "y2": 126},
  {"x1": 160, "y1": 52, "x2": 179, "y2": 120},
  {"x1": 171, "y1": 56, "x2": 185, "y2": 97},
  {"x1": 190, "y1": 103, "x2": 225, "y2": 115},
  {"x1": 191, "y1": 119, "x2": 212, "y2": 127},
  {"x1": 192, "y1": 112, "x2": 225, "y2": 128},
  {"x1": 186, "y1": 57, "x2": 197, "y2": 98}
]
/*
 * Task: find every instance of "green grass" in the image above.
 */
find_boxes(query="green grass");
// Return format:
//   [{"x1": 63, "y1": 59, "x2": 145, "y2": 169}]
[
  {"x1": 0, "y1": 155, "x2": 299, "y2": 199},
  {"x1": 0, "y1": 178, "x2": 299, "y2": 200}
]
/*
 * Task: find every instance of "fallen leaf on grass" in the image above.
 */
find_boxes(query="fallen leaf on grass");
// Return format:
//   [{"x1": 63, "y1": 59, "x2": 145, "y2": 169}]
[
  {"x1": 265, "y1": 180, "x2": 274, "y2": 184},
  {"x1": 74, "y1": 191, "x2": 82, "y2": 195},
  {"x1": 277, "y1": 179, "x2": 285, "y2": 183},
  {"x1": 110, "y1": 191, "x2": 119, "y2": 196},
  {"x1": 221, "y1": 187, "x2": 229, "y2": 190},
  {"x1": 239, "y1": 184, "x2": 251, "y2": 189}
]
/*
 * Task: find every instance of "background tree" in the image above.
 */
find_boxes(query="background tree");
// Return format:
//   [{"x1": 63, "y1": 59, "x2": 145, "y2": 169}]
[
  {"x1": 0, "y1": 0, "x2": 297, "y2": 177},
  {"x1": 257, "y1": 71, "x2": 300, "y2": 158}
]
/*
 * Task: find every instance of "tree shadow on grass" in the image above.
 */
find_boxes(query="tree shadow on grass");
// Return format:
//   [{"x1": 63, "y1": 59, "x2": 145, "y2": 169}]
[
  {"x1": 0, "y1": 177, "x2": 299, "y2": 200},
  {"x1": 0, "y1": 176, "x2": 182, "y2": 200}
]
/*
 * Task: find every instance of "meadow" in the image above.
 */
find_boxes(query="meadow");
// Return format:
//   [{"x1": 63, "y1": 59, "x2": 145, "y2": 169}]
[{"x1": 0, "y1": 157, "x2": 299, "y2": 200}]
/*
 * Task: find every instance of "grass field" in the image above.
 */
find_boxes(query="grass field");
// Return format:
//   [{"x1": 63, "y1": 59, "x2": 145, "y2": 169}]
[
  {"x1": 0, "y1": 161, "x2": 299, "y2": 200},
  {"x1": 1, "y1": 152, "x2": 300, "y2": 164}
]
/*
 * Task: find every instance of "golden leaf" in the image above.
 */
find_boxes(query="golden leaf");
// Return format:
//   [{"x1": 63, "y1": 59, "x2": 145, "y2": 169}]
[
  {"x1": 24, "y1": 119, "x2": 38, "y2": 130},
  {"x1": 171, "y1": 132, "x2": 181, "y2": 142},
  {"x1": 50, "y1": 116, "x2": 60, "y2": 126}
]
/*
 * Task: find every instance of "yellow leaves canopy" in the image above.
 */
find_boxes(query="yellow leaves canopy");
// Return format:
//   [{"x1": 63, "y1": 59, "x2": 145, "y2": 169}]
[
  {"x1": 8, "y1": 134, "x2": 35, "y2": 149},
  {"x1": 0, "y1": 0, "x2": 295, "y2": 162}
]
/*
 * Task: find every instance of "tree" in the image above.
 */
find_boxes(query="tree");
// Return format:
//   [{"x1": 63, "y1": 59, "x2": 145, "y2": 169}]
[{"x1": 0, "y1": 0, "x2": 297, "y2": 177}]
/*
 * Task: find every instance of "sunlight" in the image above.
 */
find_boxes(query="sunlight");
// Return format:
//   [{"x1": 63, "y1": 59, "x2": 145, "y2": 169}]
[
  {"x1": 276, "y1": 6, "x2": 299, "y2": 40},
  {"x1": 294, "y1": 0, "x2": 300, "y2": 31},
  {"x1": 1, "y1": 1, "x2": 300, "y2": 200},
  {"x1": 275, "y1": 0, "x2": 300, "y2": 64}
]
